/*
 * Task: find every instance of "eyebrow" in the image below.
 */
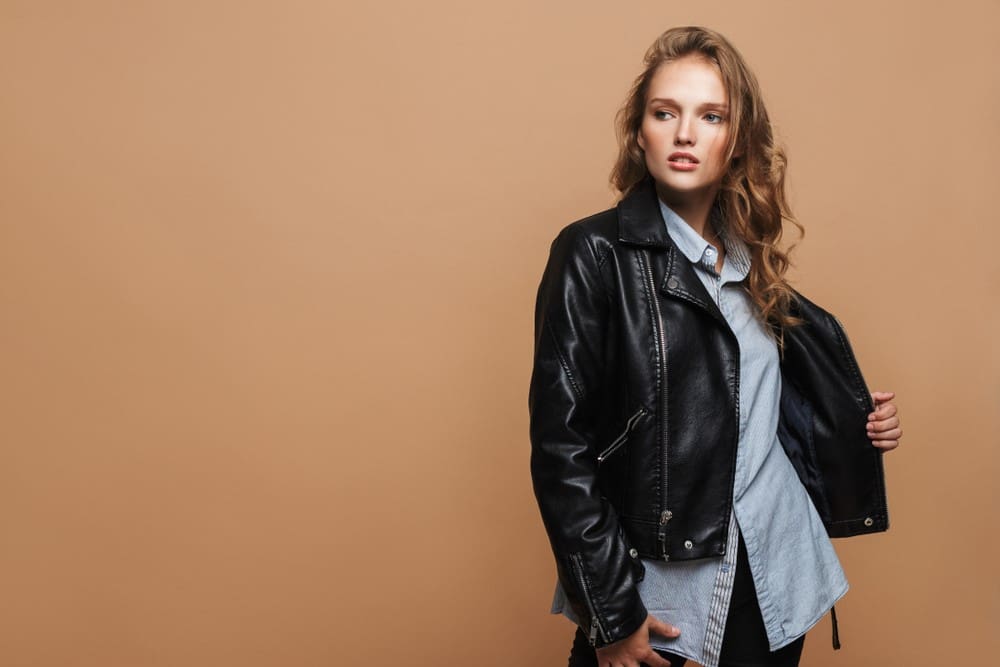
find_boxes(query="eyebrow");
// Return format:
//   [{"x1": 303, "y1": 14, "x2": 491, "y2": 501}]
[{"x1": 647, "y1": 97, "x2": 729, "y2": 110}]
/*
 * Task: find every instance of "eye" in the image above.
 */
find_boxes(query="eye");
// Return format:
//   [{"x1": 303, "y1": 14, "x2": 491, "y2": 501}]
[
  {"x1": 653, "y1": 110, "x2": 674, "y2": 121},
  {"x1": 705, "y1": 113, "x2": 725, "y2": 123}
]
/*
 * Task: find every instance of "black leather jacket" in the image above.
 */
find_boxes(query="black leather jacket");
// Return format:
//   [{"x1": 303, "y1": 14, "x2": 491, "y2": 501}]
[{"x1": 528, "y1": 179, "x2": 889, "y2": 648}]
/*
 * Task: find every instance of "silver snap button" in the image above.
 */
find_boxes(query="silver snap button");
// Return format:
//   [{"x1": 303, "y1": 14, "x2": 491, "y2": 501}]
[
  {"x1": 864, "y1": 517, "x2": 874, "y2": 527},
  {"x1": 667, "y1": 278, "x2": 679, "y2": 289},
  {"x1": 684, "y1": 540, "x2": 693, "y2": 549},
  {"x1": 629, "y1": 548, "x2": 638, "y2": 558}
]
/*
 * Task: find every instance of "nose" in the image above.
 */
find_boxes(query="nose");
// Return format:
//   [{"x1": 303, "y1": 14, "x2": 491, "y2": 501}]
[{"x1": 674, "y1": 115, "x2": 695, "y2": 146}]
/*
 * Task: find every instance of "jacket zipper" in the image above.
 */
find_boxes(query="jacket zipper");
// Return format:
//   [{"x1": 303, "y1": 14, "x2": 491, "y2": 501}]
[
  {"x1": 570, "y1": 552, "x2": 611, "y2": 646},
  {"x1": 596, "y1": 407, "x2": 647, "y2": 464},
  {"x1": 642, "y1": 250, "x2": 672, "y2": 559}
]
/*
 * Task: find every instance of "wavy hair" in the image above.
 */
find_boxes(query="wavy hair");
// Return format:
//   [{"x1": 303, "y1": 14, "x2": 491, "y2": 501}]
[{"x1": 611, "y1": 26, "x2": 805, "y2": 342}]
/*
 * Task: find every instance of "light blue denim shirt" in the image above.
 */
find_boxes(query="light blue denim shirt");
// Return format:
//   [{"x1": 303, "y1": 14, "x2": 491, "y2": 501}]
[{"x1": 550, "y1": 200, "x2": 848, "y2": 667}]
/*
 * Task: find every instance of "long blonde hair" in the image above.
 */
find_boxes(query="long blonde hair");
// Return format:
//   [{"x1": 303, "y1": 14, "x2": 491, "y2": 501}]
[{"x1": 611, "y1": 26, "x2": 804, "y2": 336}]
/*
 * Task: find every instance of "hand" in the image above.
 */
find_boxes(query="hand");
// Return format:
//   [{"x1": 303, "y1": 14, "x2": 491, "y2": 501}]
[
  {"x1": 594, "y1": 613, "x2": 680, "y2": 667},
  {"x1": 867, "y1": 391, "x2": 902, "y2": 451}
]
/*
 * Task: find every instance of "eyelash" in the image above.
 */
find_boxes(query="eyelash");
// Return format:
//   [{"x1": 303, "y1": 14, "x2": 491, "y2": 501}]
[{"x1": 653, "y1": 110, "x2": 725, "y2": 123}]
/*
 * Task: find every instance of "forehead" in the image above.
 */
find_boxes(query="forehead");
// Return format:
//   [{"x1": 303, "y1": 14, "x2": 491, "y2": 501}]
[{"x1": 646, "y1": 55, "x2": 728, "y2": 105}]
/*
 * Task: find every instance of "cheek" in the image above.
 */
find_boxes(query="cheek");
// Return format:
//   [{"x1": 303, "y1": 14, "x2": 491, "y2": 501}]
[
  {"x1": 707, "y1": 133, "x2": 730, "y2": 168},
  {"x1": 637, "y1": 122, "x2": 652, "y2": 152},
  {"x1": 643, "y1": 134, "x2": 668, "y2": 166}
]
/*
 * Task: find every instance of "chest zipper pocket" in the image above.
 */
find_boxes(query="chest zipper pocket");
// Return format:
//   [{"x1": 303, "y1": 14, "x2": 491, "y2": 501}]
[{"x1": 597, "y1": 407, "x2": 647, "y2": 464}]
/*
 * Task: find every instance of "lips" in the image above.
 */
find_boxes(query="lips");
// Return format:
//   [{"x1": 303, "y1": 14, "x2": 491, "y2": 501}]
[
  {"x1": 666, "y1": 151, "x2": 699, "y2": 172},
  {"x1": 668, "y1": 152, "x2": 699, "y2": 163}
]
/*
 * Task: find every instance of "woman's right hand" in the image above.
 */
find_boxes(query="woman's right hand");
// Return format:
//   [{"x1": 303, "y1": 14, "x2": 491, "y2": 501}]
[{"x1": 594, "y1": 613, "x2": 681, "y2": 667}]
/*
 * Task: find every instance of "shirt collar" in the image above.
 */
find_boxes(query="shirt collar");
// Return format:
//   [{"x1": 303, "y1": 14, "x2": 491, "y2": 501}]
[{"x1": 657, "y1": 198, "x2": 752, "y2": 281}]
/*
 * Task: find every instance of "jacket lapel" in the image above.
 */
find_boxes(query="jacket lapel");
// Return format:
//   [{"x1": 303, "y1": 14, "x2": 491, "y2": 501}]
[{"x1": 617, "y1": 179, "x2": 728, "y2": 327}]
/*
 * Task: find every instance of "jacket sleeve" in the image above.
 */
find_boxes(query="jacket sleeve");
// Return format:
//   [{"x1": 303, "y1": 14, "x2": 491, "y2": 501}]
[{"x1": 528, "y1": 223, "x2": 648, "y2": 647}]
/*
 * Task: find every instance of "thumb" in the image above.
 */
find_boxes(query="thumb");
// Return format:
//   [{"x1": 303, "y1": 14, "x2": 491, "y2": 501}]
[{"x1": 647, "y1": 614, "x2": 681, "y2": 638}]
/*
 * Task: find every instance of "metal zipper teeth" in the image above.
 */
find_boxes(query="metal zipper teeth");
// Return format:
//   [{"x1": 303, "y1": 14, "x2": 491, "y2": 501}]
[
  {"x1": 596, "y1": 407, "x2": 647, "y2": 463},
  {"x1": 830, "y1": 313, "x2": 876, "y2": 413},
  {"x1": 641, "y1": 250, "x2": 671, "y2": 558},
  {"x1": 570, "y1": 553, "x2": 610, "y2": 646}
]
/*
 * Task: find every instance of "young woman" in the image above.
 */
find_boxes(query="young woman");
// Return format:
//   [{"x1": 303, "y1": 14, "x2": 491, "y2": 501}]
[{"x1": 528, "y1": 26, "x2": 902, "y2": 667}]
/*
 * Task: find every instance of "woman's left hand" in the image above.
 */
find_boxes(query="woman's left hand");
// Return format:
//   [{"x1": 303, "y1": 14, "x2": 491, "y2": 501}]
[{"x1": 867, "y1": 391, "x2": 902, "y2": 451}]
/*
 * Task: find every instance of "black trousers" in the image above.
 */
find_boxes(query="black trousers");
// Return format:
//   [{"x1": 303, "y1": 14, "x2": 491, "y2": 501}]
[{"x1": 567, "y1": 532, "x2": 806, "y2": 667}]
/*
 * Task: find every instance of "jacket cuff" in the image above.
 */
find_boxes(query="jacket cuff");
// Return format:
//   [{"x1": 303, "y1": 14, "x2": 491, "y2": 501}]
[{"x1": 593, "y1": 594, "x2": 648, "y2": 648}]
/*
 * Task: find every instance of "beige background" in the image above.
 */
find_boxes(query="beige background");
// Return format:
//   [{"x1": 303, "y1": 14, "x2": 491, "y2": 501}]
[{"x1": 2, "y1": 1, "x2": 998, "y2": 665}]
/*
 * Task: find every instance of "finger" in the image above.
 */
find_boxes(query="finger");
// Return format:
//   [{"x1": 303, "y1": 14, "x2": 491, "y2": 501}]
[
  {"x1": 875, "y1": 401, "x2": 897, "y2": 417},
  {"x1": 647, "y1": 616, "x2": 681, "y2": 638},
  {"x1": 871, "y1": 391, "x2": 896, "y2": 404},
  {"x1": 869, "y1": 426, "x2": 902, "y2": 441},
  {"x1": 868, "y1": 404, "x2": 898, "y2": 422},
  {"x1": 867, "y1": 415, "x2": 900, "y2": 432},
  {"x1": 872, "y1": 439, "x2": 899, "y2": 451}
]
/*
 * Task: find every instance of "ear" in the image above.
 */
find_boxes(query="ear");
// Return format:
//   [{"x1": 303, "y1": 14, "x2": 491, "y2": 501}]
[{"x1": 637, "y1": 129, "x2": 646, "y2": 152}]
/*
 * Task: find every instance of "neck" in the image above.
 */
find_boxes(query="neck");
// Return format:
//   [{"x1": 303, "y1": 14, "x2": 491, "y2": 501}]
[{"x1": 655, "y1": 183, "x2": 720, "y2": 243}]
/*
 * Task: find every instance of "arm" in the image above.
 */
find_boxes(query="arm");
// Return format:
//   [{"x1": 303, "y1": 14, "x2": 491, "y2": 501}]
[{"x1": 527, "y1": 224, "x2": 648, "y2": 647}]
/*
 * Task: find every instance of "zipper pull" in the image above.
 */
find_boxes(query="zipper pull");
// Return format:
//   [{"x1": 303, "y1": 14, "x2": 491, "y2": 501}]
[
  {"x1": 658, "y1": 510, "x2": 672, "y2": 560},
  {"x1": 589, "y1": 616, "x2": 599, "y2": 646}
]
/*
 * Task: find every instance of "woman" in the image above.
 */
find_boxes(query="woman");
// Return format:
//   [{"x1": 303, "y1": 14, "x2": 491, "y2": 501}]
[{"x1": 528, "y1": 26, "x2": 902, "y2": 667}]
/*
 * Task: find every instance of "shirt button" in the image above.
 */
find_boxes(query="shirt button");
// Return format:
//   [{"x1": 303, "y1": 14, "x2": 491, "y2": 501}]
[
  {"x1": 684, "y1": 540, "x2": 694, "y2": 549},
  {"x1": 629, "y1": 548, "x2": 639, "y2": 558}
]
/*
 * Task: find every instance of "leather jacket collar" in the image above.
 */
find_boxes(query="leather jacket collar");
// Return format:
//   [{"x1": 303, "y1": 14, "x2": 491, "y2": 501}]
[{"x1": 619, "y1": 177, "x2": 732, "y2": 328}]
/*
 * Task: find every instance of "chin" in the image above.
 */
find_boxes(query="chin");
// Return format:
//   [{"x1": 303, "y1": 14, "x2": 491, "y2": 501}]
[{"x1": 654, "y1": 177, "x2": 712, "y2": 195}]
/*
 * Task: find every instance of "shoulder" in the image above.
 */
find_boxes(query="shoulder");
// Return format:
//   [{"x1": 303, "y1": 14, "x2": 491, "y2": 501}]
[
  {"x1": 781, "y1": 288, "x2": 852, "y2": 347},
  {"x1": 787, "y1": 288, "x2": 833, "y2": 321},
  {"x1": 549, "y1": 206, "x2": 619, "y2": 267}
]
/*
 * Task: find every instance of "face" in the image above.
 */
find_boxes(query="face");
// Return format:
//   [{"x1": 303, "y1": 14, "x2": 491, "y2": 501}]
[{"x1": 637, "y1": 55, "x2": 732, "y2": 205}]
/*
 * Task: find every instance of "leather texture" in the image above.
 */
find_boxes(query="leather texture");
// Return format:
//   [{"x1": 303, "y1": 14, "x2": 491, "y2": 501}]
[{"x1": 528, "y1": 178, "x2": 889, "y2": 647}]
